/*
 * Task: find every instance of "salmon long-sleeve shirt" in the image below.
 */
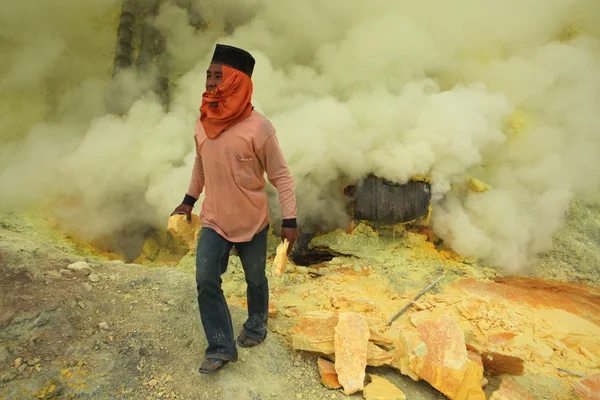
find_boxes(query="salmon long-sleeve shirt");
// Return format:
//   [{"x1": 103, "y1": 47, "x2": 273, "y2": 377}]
[{"x1": 184, "y1": 110, "x2": 297, "y2": 242}]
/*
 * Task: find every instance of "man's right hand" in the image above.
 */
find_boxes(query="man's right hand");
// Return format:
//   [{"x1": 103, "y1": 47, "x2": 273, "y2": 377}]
[{"x1": 171, "y1": 203, "x2": 193, "y2": 223}]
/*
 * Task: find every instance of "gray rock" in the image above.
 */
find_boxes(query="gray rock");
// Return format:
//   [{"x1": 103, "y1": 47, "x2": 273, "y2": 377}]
[
  {"x1": 45, "y1": 270, "x2": 62, "y2": 279},
  {"x1": 0, "y1": 346, "x2": 9, "y2": 363},
  {"x1": 68, "y1": 261, "x2": 92, "y2": 275},
  {"x1": 0, "y1": 372, "x2": 16, "y2": 384}
]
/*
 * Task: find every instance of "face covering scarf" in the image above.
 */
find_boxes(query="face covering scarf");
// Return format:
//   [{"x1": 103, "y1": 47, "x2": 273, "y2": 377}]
[{"x1": 200, "y1": 65, "x2": 253, "y2": 139}]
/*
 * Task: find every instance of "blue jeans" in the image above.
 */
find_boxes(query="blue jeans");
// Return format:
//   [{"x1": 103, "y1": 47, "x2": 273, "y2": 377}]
[{"x1": 195, "y1": 225, "x2": 269, "y2": 361}]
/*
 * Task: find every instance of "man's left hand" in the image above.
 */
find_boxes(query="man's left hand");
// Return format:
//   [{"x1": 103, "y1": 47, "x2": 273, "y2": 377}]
[{"x1": 281, "y1": 227, "x2": 299, "y2": 255}]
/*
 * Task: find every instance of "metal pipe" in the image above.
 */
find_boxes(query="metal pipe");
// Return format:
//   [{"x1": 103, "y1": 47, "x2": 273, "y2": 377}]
[{"x1": 113, "y1": 0, "x2": 137, "y2": 76}]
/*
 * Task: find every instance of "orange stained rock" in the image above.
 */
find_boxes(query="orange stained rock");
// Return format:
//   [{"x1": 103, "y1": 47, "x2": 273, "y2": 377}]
[
  {"x1": 367, "y1": 342, "x2": 394, "y2": 367},
  {"x1": 489, "y1": 377, "x2": 535, "y2": 400},
  {"x1": 330, "y1": 296, "x2": 376, "y2": 313},
  {"x1": 334, "y1": 312, "x2": 370, "y2": 395},
  {"x1": 467, "y1": 350, "x2": 483, "y2": 368},
  {"x1": 289, "y1": 311, "x2": 338, "y2": 354},
  {"x1": 409, "y1": 316, "x2": 485, "y2": 400},
  {"x1": 369, "y1": 329, "x2": 394, "y2": 346},
  {"x1": 472, "y1": 348, "x2": 525, "y2": 376},
  {"x1": 467, "y1": 349, "x2": 488, "y2": 388},
  {"x1": 488, "y1": 332, "x2": 517, "y2": 346},
  {"x1": 573, "y1": 373, "x2": 600, "y2": 400},
  {"x1": 317, "y1": 358, "x2": 341, "y2": 390},
  {"x1": 494, "y1": 276, "x2": 600, "y2": 303},
  {"x1": 390, "y1": 331, "x2": 419, "y2": 381},
  {"x1": 454, "y1": 277, "x2": 600, "y2": 325},
  {"x1": 457, "y1": 300, "x2": 481, "y2": 320},
  {"x1": 326, "y1": 342, "x2": 395, "y2": 368},
  {"x1": 288, "y1": 311, "x2": 398, "y2": 359},
  {"x1": 363, "y1": 375, "x2": 407, "y2": 400}
]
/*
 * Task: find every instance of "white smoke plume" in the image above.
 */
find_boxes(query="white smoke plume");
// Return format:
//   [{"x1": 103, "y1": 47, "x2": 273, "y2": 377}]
[{"x1": 1, "y1": 0, "x2": 599, "y2": 269}]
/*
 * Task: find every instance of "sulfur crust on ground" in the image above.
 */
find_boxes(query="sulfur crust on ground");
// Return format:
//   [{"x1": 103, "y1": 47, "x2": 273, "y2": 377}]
[{"x1": 0, "y1": 197, "x2": 599, "y2": 399}]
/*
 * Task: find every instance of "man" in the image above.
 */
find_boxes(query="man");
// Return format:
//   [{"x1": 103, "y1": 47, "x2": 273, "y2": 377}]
[{"x1": 171, "y1": 44, "x2": 299, "y2": 374}]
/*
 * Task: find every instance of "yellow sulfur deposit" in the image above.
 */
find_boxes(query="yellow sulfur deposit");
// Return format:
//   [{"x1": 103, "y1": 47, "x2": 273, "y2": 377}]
[
  {"x1": 507, "y1": 108, "x2": 528, "y2": 137},
  {"x1": 167, "y1": 214, "x2": 202, "y2": 250},
  {"x1": 467, "y1": 177, "x2": 492, "y2": 193},
  {"x1": 272, "y1": 239, "x2": 290, "y2": 280},
  {"x1": 411, "y1": 175, "x2": 431, "y2": 183},
  {"x1": 506, "y1": 107, "x2": 538, "y2": 139}
]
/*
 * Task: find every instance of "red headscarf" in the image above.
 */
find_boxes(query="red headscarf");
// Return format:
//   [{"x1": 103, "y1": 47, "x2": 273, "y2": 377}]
[{"x1": 200, "y1": 65, "x2": 253, "y2": 139}]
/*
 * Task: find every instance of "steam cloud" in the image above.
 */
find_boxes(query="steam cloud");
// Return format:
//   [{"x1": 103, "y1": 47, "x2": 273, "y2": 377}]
[{"x1": 1, "y1": 0, "x2": 599, "y2": 270}]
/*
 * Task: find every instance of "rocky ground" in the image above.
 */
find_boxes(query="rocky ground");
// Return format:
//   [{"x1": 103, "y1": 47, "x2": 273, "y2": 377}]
[{"x1": 0, "y1": 198, "x2": 599, "y2": 399}]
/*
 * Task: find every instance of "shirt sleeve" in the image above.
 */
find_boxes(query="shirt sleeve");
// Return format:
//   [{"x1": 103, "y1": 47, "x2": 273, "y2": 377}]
[
  {"x1": 186, "y1": 136, "x2": 205, "y2": 203},
  {"x1": 256, "y1": 134, "x2": 297, "y2": 221}
]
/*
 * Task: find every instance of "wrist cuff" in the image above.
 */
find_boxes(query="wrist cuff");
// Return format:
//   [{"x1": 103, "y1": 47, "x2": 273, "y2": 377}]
[
  {"x1": 282, "y1": 218, "x2": 297, "y2": 228},
  {"x1": 183, "y1": 194, "x2": 197, "y2": 207}
]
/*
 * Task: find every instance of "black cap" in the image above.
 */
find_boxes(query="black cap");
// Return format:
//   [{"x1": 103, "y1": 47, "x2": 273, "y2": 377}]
[{"x1": 211, "y1": 44, "x2": 255, "y2": 77}]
